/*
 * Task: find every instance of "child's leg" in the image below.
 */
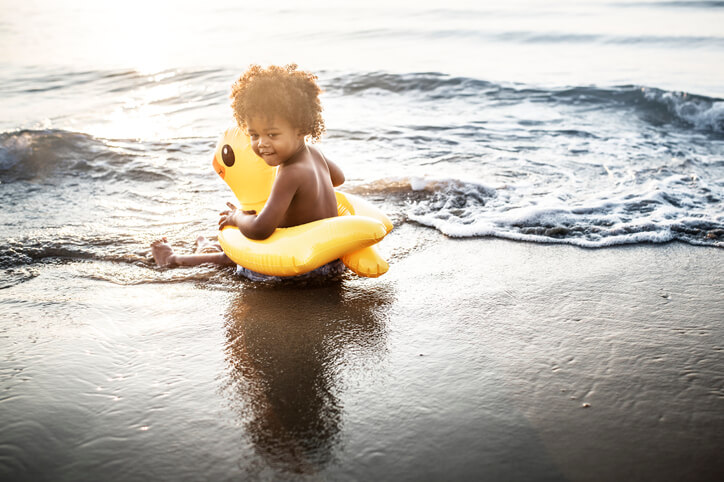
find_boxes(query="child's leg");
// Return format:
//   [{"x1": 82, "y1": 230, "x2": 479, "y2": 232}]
[{"x1": 151, "y1": 237, "x2": 234, "y2": 267}]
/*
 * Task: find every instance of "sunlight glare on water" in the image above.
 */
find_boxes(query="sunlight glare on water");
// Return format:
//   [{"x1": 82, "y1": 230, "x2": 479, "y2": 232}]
[{"x1": 2, "y1": 0, "x2": 724, "y2": 95}]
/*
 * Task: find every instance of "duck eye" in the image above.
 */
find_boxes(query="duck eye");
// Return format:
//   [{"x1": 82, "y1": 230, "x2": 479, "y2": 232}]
[{"x1": 221, "y1": 144, "x2": 235, "y2": 167}]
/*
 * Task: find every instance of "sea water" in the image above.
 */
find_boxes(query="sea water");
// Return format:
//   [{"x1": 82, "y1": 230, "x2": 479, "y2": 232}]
[{"x1": 2, "y1": 1, "x2": 722, "y2": 289}]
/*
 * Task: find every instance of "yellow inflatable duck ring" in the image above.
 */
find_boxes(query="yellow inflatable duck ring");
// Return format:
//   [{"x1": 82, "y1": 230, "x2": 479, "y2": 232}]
[{"x1": 212, "y1": 126, "x2": 392, "y2": 278}]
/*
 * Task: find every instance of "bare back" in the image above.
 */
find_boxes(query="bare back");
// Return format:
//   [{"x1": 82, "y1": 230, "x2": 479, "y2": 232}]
[
  {"x1": 275, "y1": 146, "x2": 340, "y2": 228},
  {"x1": 228, "y1": 143, "x2": 345, "y2": 240}
]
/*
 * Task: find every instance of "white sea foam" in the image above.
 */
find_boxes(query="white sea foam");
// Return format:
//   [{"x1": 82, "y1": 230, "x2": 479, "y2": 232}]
[{"x1": 401, "y1": 176, "x2": 723, "y2": 248}]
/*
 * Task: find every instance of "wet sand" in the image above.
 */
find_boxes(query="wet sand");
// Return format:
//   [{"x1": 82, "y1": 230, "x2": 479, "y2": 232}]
[{"x1": 1, "y1": 231, "x2": 723, "y2": 481}]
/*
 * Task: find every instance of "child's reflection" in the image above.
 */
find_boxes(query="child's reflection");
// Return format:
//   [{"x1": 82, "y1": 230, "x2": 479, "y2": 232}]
[{"x1": 223, "y1": 281, "x2": 392, "y2": 475}]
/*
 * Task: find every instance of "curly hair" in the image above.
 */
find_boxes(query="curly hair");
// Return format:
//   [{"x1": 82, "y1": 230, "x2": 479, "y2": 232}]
[{"x1": 230, "y1": 64, "x2": 325, "y2": 142}]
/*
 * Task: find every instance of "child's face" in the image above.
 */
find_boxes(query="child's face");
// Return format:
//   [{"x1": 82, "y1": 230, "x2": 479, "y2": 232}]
[{"x1": 246, "y1": 116, "x2": 304, "y2": 167}]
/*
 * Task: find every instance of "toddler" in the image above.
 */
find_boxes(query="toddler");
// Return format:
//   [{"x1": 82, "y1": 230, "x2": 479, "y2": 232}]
[{"x1": 151, "y1": 64, "x2": 345, "y2": 279}]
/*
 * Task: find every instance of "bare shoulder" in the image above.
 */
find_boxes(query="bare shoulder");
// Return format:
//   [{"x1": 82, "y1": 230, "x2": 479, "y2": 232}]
[
  {"x1": 276, "y1": 150, "x2": 316, "y2": 187},
  {"x1": 305, "y1": 145, "x2": 328, "y2": 164},
  {"x1": 307, "y1": 144, "x2": 323, "y2": 156},
  {"x1": 309, "y1": 145, "x2": 345, "y2": 187}
]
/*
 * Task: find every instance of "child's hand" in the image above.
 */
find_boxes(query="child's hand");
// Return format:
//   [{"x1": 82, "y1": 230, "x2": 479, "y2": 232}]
[
  {"x1": 219, "y1": 202, "x2": 239, "y2": 229},
  {"x1": 219, "y1": 202, "x2": 256, "y2": 230}
]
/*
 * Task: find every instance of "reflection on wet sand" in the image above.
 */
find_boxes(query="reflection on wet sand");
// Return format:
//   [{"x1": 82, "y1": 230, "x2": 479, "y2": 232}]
[{"x1": 222, "y1": 280, "x2": 393, "y2": 475}]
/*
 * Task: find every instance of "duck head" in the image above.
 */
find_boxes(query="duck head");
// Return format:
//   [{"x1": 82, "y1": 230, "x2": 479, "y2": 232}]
[{"x1": 212, "y1": 126, "x2": 277, "y2": 213}]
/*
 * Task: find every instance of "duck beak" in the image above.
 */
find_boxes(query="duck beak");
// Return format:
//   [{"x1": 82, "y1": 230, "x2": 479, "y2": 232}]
[{"x1": 212, "y1": 155, "x2": 225, "y2": 179}]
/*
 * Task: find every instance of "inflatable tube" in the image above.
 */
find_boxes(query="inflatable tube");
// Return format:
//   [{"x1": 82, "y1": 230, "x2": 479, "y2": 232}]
[
  {"x1": 342, "y1": 244, "x2": 389, "y2": 278},
  {"x1": 219, "y1": 214, "x2": 387, "y2": 277},
  {"x1": 334, "y1": 191, "x2": 392, "y2": 278},
  {"x1": 213, "y1": 127, "x2": 392, "y2": 277}
]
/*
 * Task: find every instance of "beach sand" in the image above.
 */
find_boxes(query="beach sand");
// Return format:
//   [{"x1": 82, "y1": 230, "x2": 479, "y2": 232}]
[{"x1": 1, "y1": 230, "x2": 722, "y2": 481}]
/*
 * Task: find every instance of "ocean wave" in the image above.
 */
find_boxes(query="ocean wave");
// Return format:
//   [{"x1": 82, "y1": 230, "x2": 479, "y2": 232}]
[
  {"x1": 0, "y1": 232, "x2": 151, "y2": 270},
  {"x1": 552, "y1": 85, "x2": 724, "y2": 133},
  {"x1": 325, "y1": 72, "x2": 724, "y2": 134},
  {"x1": 317, "y1": 24, "x2": 724, "y2": 49},
  {"x1": 642, "y1": 89, "x2": 724, "y2": 132},
  {"x1": 0, "y1": 267, "x2": 38, "y2": 290},
  {"x1": 614, "y1": 1, "x2": 724, "y2": 8},
  {"x1": 0, "y1": 129, "x2": 180, "y2": 183},
  {"x1": 326, "y1": 71, "x2": 497, "y2": 97},
  {"x1": 490, "y1": 31, "x2": 724, "y2": 48},
  {"x1": 353, "y1": 178, "x2": 723, "y2": 248},
  {"x1": 0, "y1": 129, "x2": 104, "y2": 181},
  {"x1": 0, "y1": 67, "x2": 227, "y2": 98}
]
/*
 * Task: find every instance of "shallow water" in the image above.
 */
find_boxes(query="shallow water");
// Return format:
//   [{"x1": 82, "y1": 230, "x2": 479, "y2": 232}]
[
  {"x1": 2, "y1": 71, "x2": 723, "y2": 289},
  {"x1": 1, "y1": 0, "x2": 724, "y2": 479},
  {"x1": 2, "y1": 12, "x2": 723, "y2": 277}
]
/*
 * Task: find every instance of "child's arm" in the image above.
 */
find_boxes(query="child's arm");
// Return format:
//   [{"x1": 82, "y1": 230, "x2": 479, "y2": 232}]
[
  {"x1": 326, "y1": 158, "x2": 345, "y2": 187},
  {"x1": 314, "y1": 146, "x2": 344, "y2": 187},
  {"x1": 219, "y1": 170, "x2": 299, "y2": 240}
]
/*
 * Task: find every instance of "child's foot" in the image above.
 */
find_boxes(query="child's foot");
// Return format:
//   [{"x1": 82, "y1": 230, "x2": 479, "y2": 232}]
[
  {"x1": 194, "y1": 235, "x2": 222, "y2": 254},
  {"x1": 151, "y1": 237, "x2": 176, "y2": 267},
  {"x1": 195, "y1": 235, "x2": 209, "y2": 252}
]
